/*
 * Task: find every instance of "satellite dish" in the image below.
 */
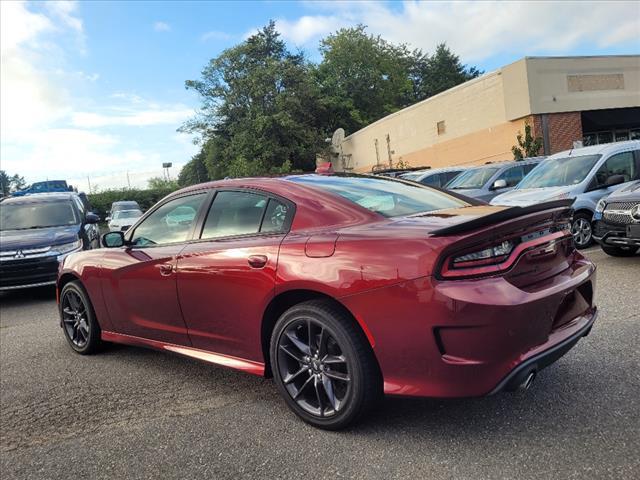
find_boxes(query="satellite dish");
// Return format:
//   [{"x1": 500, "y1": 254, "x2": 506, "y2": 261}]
[{"x1": 331, "y1": 128, "x2": 345, "y2": 148}]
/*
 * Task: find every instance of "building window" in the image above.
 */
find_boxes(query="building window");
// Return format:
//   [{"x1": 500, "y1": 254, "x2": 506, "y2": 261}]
[
  {"x1": 437, "y1": 121, "x2": 446, "y2": 135},
  {"x1": 583, "y1": 129, "x2": 639, "y2": 146}
]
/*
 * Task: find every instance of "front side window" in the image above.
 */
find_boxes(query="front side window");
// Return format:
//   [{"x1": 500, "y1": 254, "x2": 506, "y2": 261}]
[
  {"x1": 131, "y1": 194, "x2": 206, "y2": 246},
  {"x1": 593, "y1": 151, "x2": 637, "y2": 187},
  {"x1": 290, "y1": 175, "x2": 468, "y2": 217},
  {"x1": 517, "y1": 155, "x2": 601, "y2": 189},
  {"x1": 0, "y1": 201, "x2": 79, "y2": 230},
  {"x1": 201, "y1": 191, "x2": 290, "y2": 239},
  {"x1": 496, "y1": 166, "x2": 524, "y2": 187}
]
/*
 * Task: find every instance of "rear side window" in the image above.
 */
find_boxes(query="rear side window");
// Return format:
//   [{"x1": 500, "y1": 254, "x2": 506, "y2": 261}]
[{"x1": 201, "y1": 191, "x2": 289, "y2": 239}]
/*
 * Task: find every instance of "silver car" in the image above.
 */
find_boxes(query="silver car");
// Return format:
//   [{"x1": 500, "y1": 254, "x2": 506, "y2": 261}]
[
  {"x1": 491, "y1": 140, "x2": 640, "y2": 248},
  {"x1": 399, "y1": 167, "x2": 467, "y2": 188},
  {"x1": 444, "y1": 158, "x2": 543, "y2": 202}
]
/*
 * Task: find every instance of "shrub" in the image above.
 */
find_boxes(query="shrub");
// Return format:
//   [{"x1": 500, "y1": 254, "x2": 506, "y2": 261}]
[{"x1": 88, "y1": 187, "x2": 177, "y2": 218}]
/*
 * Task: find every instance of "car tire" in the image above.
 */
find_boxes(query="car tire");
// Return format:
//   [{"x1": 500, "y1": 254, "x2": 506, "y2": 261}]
[
  {"x1": 601, "y1": 245, "x2": 639, "y2": 257},
  {"x1": 571, "y1": 212, "x2": 593, "y2": 249},
  {"x1": 59, "y1": 281, "x2": 102, "y2": 355},
  {"x1": 270, "y1": 300, "x2": 381, "y2": 430}
]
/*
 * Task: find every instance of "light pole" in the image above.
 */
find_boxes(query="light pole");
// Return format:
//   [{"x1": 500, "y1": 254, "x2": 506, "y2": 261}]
[{"x1": 162, "y1": 162, "x2": 173, "y2": 181}]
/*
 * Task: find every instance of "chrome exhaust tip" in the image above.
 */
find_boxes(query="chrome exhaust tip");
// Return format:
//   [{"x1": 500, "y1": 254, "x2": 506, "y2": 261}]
[{"x1": 519, "y1": 371, "x2": 536, "y2": 392}]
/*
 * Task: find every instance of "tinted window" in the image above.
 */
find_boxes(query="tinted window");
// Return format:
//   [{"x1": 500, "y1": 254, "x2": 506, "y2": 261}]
[
  {"x1": 420, "y1": 174, "x2": 441, "y2": 187},
  {"x1": 446, "y1": 167, "x2": 501, "y2": 190},
  {"x1": 523, "y1": 163, "x2": 539, "y2": 175},
  {"x1": 261, "y1": 199, "x2": 290, "y2": 233},
  {"x1": 497, "y1": 165, "x2": 524, "y2": 187},
  {"x1": 290, "y1": 175, "x2": 468, "y2": 217},
  {"x1": 443, "y1": 171, "x2": 463, "y2": 184},
  {"x1": 202, "y1": 191, "x2": 267, "y2": 239},
  {"x1": 593, "y1": 151, "x2": 637, "y2": 186},
  {"x1": 0, "y1": 201, "x2": 78, "y2": 230},
  {"x1": 517, "y1": 155, "x2": 601, "y2": 189},
  {"x1": 131, "y1": 194, "x2": 206, "y2": 246}
]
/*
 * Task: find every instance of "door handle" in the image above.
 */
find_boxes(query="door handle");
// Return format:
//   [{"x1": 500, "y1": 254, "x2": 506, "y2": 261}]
[
  {"x1": 247, "y1": 255, "x2": 268, "y2": 269},
  {"x1": 158, "y1": 263, "x2": 174, "y2": 276}
]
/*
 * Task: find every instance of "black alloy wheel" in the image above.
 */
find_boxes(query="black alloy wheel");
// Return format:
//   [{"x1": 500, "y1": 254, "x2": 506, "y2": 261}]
[
  {"x1": 277, "y1": 318, "x2": 351, "y2": 417},
  {"x1": 60, "y1": 281, "x2": 101, "y2": 354},
  {"x1": 271, "y1": 300, "x2": 381, "y2": 430}
]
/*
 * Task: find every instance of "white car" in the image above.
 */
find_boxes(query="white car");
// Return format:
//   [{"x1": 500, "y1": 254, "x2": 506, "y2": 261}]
[
  {"x1": 108, "y1": 209, "x2": 143, "y2": 232},
  {"x1": 491, "y1": 140, "x2": 640, "y2": 248}
]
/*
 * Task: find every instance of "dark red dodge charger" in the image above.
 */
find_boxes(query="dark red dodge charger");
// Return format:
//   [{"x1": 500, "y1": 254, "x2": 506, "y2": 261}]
[{"x1": 57, "y1": 174, "x2": 597, "y2": 429}]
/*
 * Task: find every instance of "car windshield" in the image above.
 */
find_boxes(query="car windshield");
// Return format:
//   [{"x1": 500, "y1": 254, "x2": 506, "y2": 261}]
[
  {"x1": 289, "y1": 175, "x2": 469, "y2": 217},
  {"x1": 446, "y1": 167, "x2": 501, "y2": 190},
  {"x1": 113, "y1": 209, "x2": 142, "y2": 219},
  {"x1": 0, "y1": 200, "x2": 78, "y2": 230},
  {"x1": 517, "y1": 155, "x2": 601, "y2": 189}
]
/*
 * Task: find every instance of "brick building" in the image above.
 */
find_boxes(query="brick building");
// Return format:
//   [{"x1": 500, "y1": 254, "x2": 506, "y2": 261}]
[{"x1": 334, "y1": 55, "x2": 640, "y2": 172}]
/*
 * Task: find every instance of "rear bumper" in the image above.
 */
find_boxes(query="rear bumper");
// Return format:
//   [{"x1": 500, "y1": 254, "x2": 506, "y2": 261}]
[
  {"x1": 341, "y1": 254, "x2": 597, "y2": 398},
  {"x1": 489, "y1": 309, "x2": 596, "y2": 394}
]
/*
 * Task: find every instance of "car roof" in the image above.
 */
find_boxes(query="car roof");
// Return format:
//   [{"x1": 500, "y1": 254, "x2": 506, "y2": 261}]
[
  {"x1": 464, "y1": 158, "x2": 544, "y2": 171},
  {"x1": 0, "y1": 192, "x2": 78, "y2": 204},
  {"x1": 409, "y1": 166, "x2": 468, "y2": 175},
  {"x1": 548, "y1": 140, "x2": 640, "y2": 159}
]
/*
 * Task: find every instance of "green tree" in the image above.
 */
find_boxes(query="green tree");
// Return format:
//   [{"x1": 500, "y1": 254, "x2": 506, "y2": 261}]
[
  {"x1": 147, "y1": 177, "x2": 179, "y2": 190},
  {"x1": 411, "y1": 43, "x2": 481, "y2": 100},
  {"x1": 0, "y1": 171, "x2": 10, "y2": 196},
  {"x1": 178, "y1": 150, "x2": 209, "y2": 187},
  {"x1": 512, "y1": 122, "x2": 544, "y2": 160},
  {"x1": 182, "y1": 21, "x2": 325, "y2": 179},
  {"x1": 0, "y1": 170, "x2": 26, "y2": 195},
  {"x1": 315, "y1": 25, "x2": 416, "y2": 134}
]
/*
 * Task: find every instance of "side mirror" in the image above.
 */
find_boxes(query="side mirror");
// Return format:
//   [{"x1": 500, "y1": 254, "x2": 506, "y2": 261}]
[
  {"x1": 105, "y1": 216, "x2": 111, "y2": 223},
  {"x1": 102, "y1": 231, "x2": 125, "y2": 248},
  {"x1": 605, "y1": 174, "x2": 625, "y2": 188},
  {"x1": 491, "y1": 179, "x2": 508, "y2": 190},
  {"x1": 85, "y1": 212, "x2": 100, "y2": 224}
]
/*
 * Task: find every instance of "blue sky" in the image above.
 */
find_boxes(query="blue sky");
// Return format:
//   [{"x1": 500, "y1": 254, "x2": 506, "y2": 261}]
[{"x1": 2, "y1": 1, "x2": 639, "y2": 191}]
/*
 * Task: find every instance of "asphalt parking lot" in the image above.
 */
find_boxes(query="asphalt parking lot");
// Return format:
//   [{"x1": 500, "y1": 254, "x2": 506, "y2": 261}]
[{"x1": 1, "y1": 247, "x2": 638, "y2": 480}]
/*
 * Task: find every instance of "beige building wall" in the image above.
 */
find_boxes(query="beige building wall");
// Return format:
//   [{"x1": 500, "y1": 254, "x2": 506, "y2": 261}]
[
  {"x1": 337, "y1": 55, "x2": 640, "y2": 173},
  {"x1": 524, "y1": 55, "x2": 640, "y2": 116},
  {"x1": 340, "y1": 71, "x2": 514, "y2": 172}
]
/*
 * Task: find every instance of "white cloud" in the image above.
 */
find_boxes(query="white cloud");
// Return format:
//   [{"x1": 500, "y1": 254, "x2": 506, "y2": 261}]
[
  {"x1": 71, "y1": 104, "x2": 194, "y2": 128},
  {"x1": 0, "y1": 2, "x2": 197, "y2": 189},
  {"x1": 277, "y1": 1, "x2": 640, "y2": 61},
  {"x1": 201, "y1": 30, "x2": 233, "y2": 42},
  {"x1": 154, "y1": 21, "x2": 171, "y2": 32}
]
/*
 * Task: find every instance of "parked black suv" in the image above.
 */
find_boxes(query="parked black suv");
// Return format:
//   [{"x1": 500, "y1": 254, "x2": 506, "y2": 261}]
[
  {"x1": 0, "y1": 193, "x2": 100, "y2": 290},
  {"x1": 592, "y1": 180, "x2": 640, "y2": 256}
]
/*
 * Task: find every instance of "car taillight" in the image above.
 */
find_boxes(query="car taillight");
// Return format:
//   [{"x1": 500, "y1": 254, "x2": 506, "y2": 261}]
[
  {"x1": 439, "y1": 229, "x2": 570, "y2": 280},
  {"x1": 451, "y1": 240, "x2": 515, "y2": 268}
]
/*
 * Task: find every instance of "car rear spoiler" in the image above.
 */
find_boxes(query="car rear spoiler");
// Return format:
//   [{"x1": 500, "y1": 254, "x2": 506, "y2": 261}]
[{"x1": 430, "y1": 199, "x2": 575, "y2": 236}]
